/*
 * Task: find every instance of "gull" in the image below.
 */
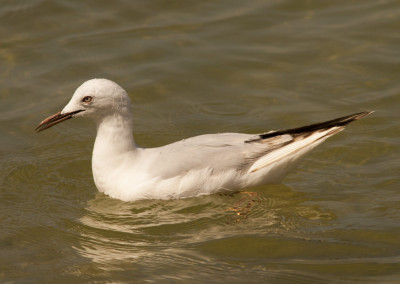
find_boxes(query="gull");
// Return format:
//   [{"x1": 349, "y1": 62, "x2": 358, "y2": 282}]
[{"x1": 35, "y1": 79, "x2": 372, "y2": 201}]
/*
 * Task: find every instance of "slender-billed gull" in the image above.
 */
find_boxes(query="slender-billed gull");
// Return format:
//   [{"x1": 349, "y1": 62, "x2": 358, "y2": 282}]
[{"x1": 35, "y1": 79, "x2": 372, "y2": 201}]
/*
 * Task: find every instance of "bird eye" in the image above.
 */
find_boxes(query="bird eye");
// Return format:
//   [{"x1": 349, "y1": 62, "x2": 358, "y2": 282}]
[{"x1": 82, "y1": 96, "x2": 93, "y2": 103}]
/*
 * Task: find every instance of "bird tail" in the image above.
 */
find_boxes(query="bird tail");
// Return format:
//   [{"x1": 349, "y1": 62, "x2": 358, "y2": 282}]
[{"x1": 247, "y1": 111, "x2": 373, "y2": 173}]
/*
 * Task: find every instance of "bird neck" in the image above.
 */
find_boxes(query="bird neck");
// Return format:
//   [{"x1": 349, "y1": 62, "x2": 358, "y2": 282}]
[
  {"x1": 93, "y1": 112, "x2": 137, "y2": 158},
  {"x1": 91, "y1": 112, "x2": 138, "y2": 195}
]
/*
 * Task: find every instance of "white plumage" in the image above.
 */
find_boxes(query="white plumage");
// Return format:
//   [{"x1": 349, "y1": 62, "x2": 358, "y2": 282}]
[{"x1": 36, "y1": 79, "x2": 372, "y2": 201}]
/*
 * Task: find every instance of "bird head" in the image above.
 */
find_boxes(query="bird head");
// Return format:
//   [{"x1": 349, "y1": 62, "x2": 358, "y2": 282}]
[{"x1": 35, "y1": 79, "x2": 131, "y2": 132}]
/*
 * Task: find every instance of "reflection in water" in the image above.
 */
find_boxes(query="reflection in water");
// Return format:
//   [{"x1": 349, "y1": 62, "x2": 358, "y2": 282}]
[{"x1": 76, "y1": 184, "x2": 336, "y2": 271}]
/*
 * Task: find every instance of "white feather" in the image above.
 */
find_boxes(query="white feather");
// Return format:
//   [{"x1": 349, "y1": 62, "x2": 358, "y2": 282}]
[{"x1": 248, "y1": 127, "x2": 342, "y2": 173}]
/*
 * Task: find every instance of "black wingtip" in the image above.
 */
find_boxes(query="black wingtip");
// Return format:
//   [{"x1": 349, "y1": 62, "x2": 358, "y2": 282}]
[
  {"x1": 337, "y1": 110, "x2": 373, "y2": 123},
  {"x1": 246, "y1": 111, "x2": 374, "y2": 143}
]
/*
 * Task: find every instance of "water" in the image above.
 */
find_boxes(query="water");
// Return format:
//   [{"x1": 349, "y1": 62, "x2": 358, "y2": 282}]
[{"x1": 1, "y1": 0, "x2": 400, "y2": 282}]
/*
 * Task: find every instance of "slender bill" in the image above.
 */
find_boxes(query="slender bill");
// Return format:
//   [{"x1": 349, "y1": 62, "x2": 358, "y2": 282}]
[{"x1": 35, "y1": 110, "x2": 84, "y2": 132}]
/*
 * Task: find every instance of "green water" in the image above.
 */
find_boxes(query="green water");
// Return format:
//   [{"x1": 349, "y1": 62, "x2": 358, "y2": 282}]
[{"x1": 1, "y1": 0, "x2": 400, "y2": 282}]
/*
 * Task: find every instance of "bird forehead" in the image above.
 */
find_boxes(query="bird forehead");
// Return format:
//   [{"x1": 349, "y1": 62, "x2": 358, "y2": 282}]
[{"x1": 74, "y1": 79, "x2": 121, "y2": 97}]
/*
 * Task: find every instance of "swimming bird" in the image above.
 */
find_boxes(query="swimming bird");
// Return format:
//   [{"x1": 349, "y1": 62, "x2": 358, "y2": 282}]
[{"x1": 35, "y1": 79, "x2": 372, "y2": 201}]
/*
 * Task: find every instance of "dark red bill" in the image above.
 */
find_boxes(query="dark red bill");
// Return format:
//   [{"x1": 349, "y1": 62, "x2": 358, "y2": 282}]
[{"x1": 35, "y1": 110, "x2": 84, "y2": 132}]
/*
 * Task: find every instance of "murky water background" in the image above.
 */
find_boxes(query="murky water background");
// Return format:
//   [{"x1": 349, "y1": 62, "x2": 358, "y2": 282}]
[{"x1": 1, "y1": 0, "x2": 400, "y2": 282}]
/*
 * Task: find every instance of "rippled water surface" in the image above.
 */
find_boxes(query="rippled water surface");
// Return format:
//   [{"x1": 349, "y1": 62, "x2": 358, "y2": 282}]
[{"x1": 1, "y1": 0, "x2": 400, "y2": 282}]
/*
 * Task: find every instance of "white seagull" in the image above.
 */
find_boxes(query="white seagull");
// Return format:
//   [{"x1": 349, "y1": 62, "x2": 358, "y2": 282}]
[{"x1": 36, "y1": 79, "x2": 372, "y2": 201}]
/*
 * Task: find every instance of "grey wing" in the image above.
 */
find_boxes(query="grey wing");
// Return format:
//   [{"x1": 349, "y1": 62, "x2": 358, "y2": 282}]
[
  {"x1": 141, "y1": 111, "x2": 372, "y2": 179},
  {"x1": 143, "y1": 132, "x2": 293, "y2": 178}
]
